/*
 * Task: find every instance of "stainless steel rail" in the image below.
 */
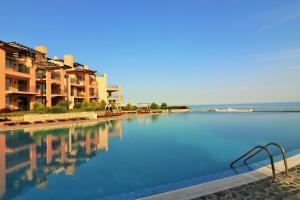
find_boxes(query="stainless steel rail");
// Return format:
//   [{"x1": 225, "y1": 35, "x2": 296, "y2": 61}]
[
  {"x1": 243, "y1": 143, "x2": 288, "y2": 175},
  {"x1": 230, "y1": 145, "x2": 276, "y2": 181}
]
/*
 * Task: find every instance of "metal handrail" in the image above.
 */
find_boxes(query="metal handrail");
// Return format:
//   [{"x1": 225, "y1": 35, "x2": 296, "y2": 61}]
[
  {"x1": 243, "y1": 143, "x2": 288, "y2": 175},
  {"x1": 230, "y1": 145, "x2": 276, "y2": 181}
]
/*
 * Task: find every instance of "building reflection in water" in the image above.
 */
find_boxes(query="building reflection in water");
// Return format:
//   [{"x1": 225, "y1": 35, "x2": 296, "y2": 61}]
[{"x1": 0, "y1": 120, "x2": 123, "y2": 200}]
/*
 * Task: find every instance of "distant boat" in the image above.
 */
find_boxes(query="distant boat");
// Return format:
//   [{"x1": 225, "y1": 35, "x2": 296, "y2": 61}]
[{"x1": 208, "y1": 108, "x2": 254, "y2": 112}]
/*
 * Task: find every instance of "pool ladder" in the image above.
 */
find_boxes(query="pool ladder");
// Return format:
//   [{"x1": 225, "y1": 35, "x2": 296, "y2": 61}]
[{"x1": 230, "y1": 143, "x2": 288, "y2": 182}]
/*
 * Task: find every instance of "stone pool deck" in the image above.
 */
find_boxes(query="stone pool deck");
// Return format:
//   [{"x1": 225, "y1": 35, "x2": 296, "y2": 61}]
[
  {"x1": 193, "y1": 164, "x2": 300, "y2": 200},
  {"x1": 141, "y1": 153, "x2": 300, "y2": 200}
]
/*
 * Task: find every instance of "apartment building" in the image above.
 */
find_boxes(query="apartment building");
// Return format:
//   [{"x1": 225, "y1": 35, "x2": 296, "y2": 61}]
[{"x1": 0, "y1": 40, "x2": 122, "y2": 111}]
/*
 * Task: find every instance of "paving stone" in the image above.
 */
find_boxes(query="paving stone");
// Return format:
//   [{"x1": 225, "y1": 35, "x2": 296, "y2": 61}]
[{"x1": 192, "y1": 165, "x2": 300, "y2": 200}]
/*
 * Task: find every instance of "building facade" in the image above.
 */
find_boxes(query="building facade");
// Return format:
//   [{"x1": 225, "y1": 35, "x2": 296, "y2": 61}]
[{"x1": 0, "y1": 40, "x2": 122, "y2": 111}]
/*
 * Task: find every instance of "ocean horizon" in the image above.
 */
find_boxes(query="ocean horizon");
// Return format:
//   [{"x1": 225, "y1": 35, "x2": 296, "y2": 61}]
[{"x1": 189, "y1": 102, "x2": 300, "y2": 112}]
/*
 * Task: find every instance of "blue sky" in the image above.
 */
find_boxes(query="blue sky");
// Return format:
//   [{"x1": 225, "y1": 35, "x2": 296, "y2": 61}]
[{"x1": 1, "y1": 0, "x2": 300, "y2": 105}]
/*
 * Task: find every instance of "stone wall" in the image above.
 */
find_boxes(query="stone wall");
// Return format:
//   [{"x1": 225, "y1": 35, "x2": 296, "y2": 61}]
[{"x1": 24, "y1": 112, "x2": 97, "y2": 123}]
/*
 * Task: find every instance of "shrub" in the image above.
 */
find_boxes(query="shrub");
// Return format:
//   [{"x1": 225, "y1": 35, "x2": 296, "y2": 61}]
[
  {"x1": 161, "y1": 103, "x2": 167, "y2": 109},
  {"x1": 124, "y1": 103, "x2": 133, "y2": 111},
  {"x1": 99, "y1": 100, "x2": 107, "y2": 110},
  {"x1": 82, "y1": 99, "x2": 90, "y2": 109},
  {"x1": 48, "y1": 106, "x2": 68, "y2": 113},
  {"x1": 57, "y1": 100, "x2": 70, "y2": 109},
  {"x1": 33, "y1": 102, "x2": 48, "y2": 113},
  {"x1": 90, "y1": 100, "x2": 98, "y2": 108},
  {"x1": 167, "y1": 106, "x2": 190, "y2": 109},
  {"x1": 150, "y1": 102, "x2": 159, "y2": 110},
  {"x1": 74, "y1": 102, "x2": 82, "y2": 109}
]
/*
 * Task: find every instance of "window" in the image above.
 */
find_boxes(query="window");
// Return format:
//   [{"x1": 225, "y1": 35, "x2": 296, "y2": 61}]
[
  {"x1": 18, "y1": 80, "x2": 28, "y2": 91},
  {"x1": 5, "y1": 96, "x2": 11, "y2": 108},
  {"x1": 36, "y1": 68, "x2": 46, "y2": 78},
  {"x1": 5, "y1": 78, "x2": 11, "y2": 91},
  {"x1": 18, "y1": 64, "x2": 30, "y2": 74},
  {"x1": 36, "y1": 83, "x2": 46, "y2": 94},
  {"x1": 5, "y1": 57, "x2": 12, "y2": 68}
]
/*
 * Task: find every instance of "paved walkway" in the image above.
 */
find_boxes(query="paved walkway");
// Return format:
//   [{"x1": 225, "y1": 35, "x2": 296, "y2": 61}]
[{"x1": 193, "y1": 164, "x2": 300, "y2": 200}]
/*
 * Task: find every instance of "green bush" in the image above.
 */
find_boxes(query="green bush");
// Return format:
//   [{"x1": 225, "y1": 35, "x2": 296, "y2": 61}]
[
  {"x1": 82, "y1": 99, "x2": 90, "y2": 108},
  {"x1": 48, "y1": 106, "x2": 68, "y2": 113},
  {"x1": 167, "y1": 105, "x2": 190, "y2": 109},
  {"x1": 90, "y1": 100, "x2": 98, "y2": 108},
  {"x1": 33, "y1": 102, "x2": 48, "y2": 113},
  {"x1": 161, "y1": 103, "x2": 167, "y2": 109},
  {"x1": 99, "y1": 100, "x2": 107, "y2": 110},
  {"x1": 150, "y1": 102, "x2": 159, "y2": 110},
  {"x1": 57, "y1": 100, "x2": 70, "y2": 109},
  {"x1": 74, "y1": 102, "x2": 82, "y2": 109}
]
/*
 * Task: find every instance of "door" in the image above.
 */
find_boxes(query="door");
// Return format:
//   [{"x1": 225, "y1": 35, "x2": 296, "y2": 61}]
[{"x1": 18, "y1": 96, "x2": 29, "y2": 111}]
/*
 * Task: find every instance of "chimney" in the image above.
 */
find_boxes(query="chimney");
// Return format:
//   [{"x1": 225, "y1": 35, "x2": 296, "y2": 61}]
[
  {"x1": 64, "y1": 54, "x2": 74, "y2": 67},
  {"x1": 35, "y1": 46, "x2": 48, "y2": 57}
]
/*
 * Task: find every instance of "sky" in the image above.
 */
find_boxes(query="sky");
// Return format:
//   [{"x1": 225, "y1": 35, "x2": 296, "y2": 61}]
[{"x1": 1, "y1": 0, "x2": 300, "y2": 105}]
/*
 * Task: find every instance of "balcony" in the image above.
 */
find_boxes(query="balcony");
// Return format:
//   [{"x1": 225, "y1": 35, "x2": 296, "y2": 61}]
[
  {"x1": 36, "y1": 69, "x2": 46, "y2": 79},
  {"x1": 6, "y1": 61, "x2": 31, "y2": 79},
  {"x1": 89, "y1": 77, "x2": 97, "y2": 86},
  {"x1": 36, "y1": 89, "x2": 46, "y2": 96},
  {"x1": 75, "y1": 93, "x2": 85, "y2": 98},
  {"x1": 51, "y1": 88, "x2": 62, "y2": 95},
  {"x1": 71, "y1": 78, "x2": 85, "y2": 87},
  {"x1": 51, "y1": 72, "x2": 61, "y2": 81},
  {"x1": 5, "y1": 87, "x2": 36, "y2": 95}
]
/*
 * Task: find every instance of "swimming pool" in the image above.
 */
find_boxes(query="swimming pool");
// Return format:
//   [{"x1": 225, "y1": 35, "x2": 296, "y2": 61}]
[{"x1": 1, "y1": 112, "x2": 300, "y2": 200}]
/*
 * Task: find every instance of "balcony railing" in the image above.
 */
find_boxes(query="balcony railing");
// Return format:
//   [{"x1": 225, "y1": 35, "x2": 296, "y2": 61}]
[
  {"x1": 18, "y1": 85, "x2": 28, "y2": 92},
  {"x1": 6, "y1": 64, "x2": 30, "y2": 74},
  {"x1": 5, "y1": 87, "x2": 30, "y2": 93},
  {"x1": 51, "y1": 88, "x2": 61, "y2": 95},
  {"x1": 71, "y1": 78, "x2": 85, "y2": 86},
  {"x1": 37, "y1": 89, "x2": 46, "y2": 95},
  {"x1": 36, "y1": 72, "x2": 46, "y2": 79}
]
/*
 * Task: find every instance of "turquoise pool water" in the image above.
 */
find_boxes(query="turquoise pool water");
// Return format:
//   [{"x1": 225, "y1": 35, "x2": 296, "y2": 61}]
[{"x1": 0, "y1": 112, "x2": 300, "y2": 200}]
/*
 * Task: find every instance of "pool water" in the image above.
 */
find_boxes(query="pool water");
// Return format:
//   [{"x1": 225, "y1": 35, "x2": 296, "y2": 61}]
[{"x1": 1, "y1": 112, "x2": 300, "y2": 200}]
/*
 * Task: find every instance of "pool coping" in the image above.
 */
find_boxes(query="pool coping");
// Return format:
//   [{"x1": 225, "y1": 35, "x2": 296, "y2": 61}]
[
  {"x1": 0, "y1": 113, "x2": 162, "y2": 132},
  {"x1": 139, "y1": 153, "x2": 300, "y2": 200}
]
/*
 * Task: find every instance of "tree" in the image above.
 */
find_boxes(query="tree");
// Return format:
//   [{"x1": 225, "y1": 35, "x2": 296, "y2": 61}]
[
  {"x1": 161, "y1": 103, "x2": 167, "y2": 109},
  {"x1": 99, "y1": 100, "x2": 107, "y2": 110},
  {"x1": 125, "y1": 103, "x2": 132, "y2": 111},
  {"x1": 150, "y1": 102, "x2": 159, "y2": 109}
]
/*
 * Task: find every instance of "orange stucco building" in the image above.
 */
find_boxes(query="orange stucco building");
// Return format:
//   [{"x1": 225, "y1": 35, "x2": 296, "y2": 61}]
[{"x1": 0, "y1": 40, "x2": 122, "y2": 111}]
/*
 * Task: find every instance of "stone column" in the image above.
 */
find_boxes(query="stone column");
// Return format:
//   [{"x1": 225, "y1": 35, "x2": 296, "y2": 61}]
[
  {"x1": 84, "y1": 73, "x2": 90, "y2": 101},
  {"x1": 46, "y1": 70, "x2": 52, "y2": 107}
]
